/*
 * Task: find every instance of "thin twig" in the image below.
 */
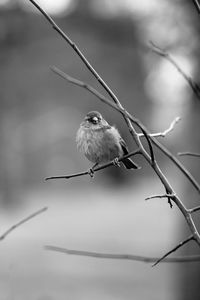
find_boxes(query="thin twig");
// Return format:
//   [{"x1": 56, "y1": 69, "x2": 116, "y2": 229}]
[
  {"x1": 45, "y1": 245, "x2": 200, "y2": 264},
  {"x1": 0, "y1": 206, "x2": 48, "y2": 241},
  {"x1": 51, "y1": 66, "x2": 118, "y2": 109},
  {"x1": 138, "y1": 117, "x2": 181, "y2": 138},
  {"x1": 188, "y1": 206, "x2": 200, "y2": 213},
  {"x1": 152, "y1": 235, "x2": 194, "y2": 266},
  {"x1": 145, "y1": 194, "x2": 175, "y2": 201},
  {"x1": 45, "y1": 150, "x2": 141, "y2": 181},
  {"x1": 150, "y1": 41, "x2": 200, "y2": 100},
  {"x1": 178, "y1": 152, "x2": 200, "y2": 158}
]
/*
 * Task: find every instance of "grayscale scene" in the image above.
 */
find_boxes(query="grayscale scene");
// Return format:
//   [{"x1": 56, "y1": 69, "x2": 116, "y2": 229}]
[{"x1": 0, "y1": 0, "x2": 200, "y2": 299}]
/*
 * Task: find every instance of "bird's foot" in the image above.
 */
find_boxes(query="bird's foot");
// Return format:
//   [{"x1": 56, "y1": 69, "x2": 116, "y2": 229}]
[
  {"x1": 88, "y1": 162, "x2": 98, "y2": 178},
  {"x1": 112, "y1": 158, "x2": 121, "y2": 167},
  {"x1": 88, "y1": 168, "x2": 95, "y2": 178}
]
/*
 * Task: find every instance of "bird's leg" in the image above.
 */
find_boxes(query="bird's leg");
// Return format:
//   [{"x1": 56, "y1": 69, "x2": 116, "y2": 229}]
[
  {"x1": 88, "y1": 162, "x2": 99, "y2": 178},
  {"x1": 112, "y1": 157, "x2": 121, "y2": 168}
]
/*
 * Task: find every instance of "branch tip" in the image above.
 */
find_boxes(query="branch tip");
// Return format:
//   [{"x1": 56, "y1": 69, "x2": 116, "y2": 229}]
[
  {"x1": 178, "y1": 152, "x2": 200, "y2": 158},
  {"x1": 0, "y1": 206, "x2": 48, "y2": 241},
  {"x1": 152, "y1": 235, "x2": 194, "y2": 267},
  {"x1": 145, "y1": 194, "x2": 175, "y2": 201}
]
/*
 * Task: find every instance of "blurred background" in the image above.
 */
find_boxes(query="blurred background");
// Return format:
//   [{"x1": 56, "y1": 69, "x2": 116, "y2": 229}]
[{"x1": 0, "y1": 0, "x2": 200, "y2": 299}]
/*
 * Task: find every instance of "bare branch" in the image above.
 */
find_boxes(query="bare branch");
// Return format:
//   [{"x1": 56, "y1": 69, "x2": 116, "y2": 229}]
[
  {"x1": 150, "y1": 41, "x2": 200, "y2": 100},
  {"x1": 0, "y1": 206, "x2": 48, "y2": 241},
  {"x1": 152, "y1": 235, "x2": 194, "y2": 267},
  {"x1": 178, "y1": 152, "x2": 200, "y2": 158},
  {"x1": 138, "y1": 117, "x2": 181, "y2": 138},
  {"x1": 45, "y1": 244, "x2": 200, "y2": 264},
  {"x1": 51, "y1": 66, "x2": 118, "y2": 109},
  {"x1": 145, "y1": 194, "x2": 175, "y2": 201},
  {"x1": 188, "y1": 206, "x2": 200, "y2": 214},
  {"x1": 45, "y1": 150, "x2": 141, "y2": 181}
]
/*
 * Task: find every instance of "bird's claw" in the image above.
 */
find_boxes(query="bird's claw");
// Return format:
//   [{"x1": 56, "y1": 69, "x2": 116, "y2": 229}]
[
  {"x1": 112, "y1": 158, "x2": 121, "y2": 167},
  {"x1": 88, "y1": 168, "x2": 95, "y2": 178}
]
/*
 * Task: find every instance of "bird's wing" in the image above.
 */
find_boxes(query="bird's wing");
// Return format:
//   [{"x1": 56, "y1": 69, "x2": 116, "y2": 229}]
[{"x1": 119, "y1": 138, "x2": 129, "y2": 155}]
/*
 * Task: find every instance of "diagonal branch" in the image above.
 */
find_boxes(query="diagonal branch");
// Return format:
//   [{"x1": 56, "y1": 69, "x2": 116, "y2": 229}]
[
  {"x1": 45, "y1": 244, "x2": 200, "y2": 264},
  {"x1": 152, "y1": 235, "x2": 194, "y2": 266},
  {"x1": 0, "y1": 206, "x2": 48, "y2": 241},
  {"x1": 150, "y1": 41, "x2": 200, "y2": 100},
  {"x1": 51, "y1": 66, "x2": 117, "y2": 109}
]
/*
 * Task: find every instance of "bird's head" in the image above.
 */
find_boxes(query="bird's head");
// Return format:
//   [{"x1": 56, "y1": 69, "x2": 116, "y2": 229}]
[
  {"x1": 80, "y1": 111, "x2": 109, "y2": 129},
  {"x1": 85, "y1": 111, "x2": 102, "y2": 125}
]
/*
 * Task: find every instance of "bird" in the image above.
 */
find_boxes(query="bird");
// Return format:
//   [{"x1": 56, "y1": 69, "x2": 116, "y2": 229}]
[{"x1": 76, "y1": 111, "x2": 139, "y2": 175}]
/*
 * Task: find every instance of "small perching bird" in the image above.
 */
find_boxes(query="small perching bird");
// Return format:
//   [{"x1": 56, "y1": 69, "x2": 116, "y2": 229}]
[{"x1": 76, "y1": 111, "x2": 139, "y2": 175}]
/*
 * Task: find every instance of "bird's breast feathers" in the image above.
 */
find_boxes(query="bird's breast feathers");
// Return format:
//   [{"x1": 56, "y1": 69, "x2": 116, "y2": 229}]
[{"x1": 76, "y1": 125, "x2": 123, "y2": 163}]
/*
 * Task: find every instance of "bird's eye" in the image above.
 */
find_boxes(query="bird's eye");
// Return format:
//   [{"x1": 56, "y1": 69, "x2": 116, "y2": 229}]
[{"x1": 92, "y1": 117, "x2": 98, "y2": 124}]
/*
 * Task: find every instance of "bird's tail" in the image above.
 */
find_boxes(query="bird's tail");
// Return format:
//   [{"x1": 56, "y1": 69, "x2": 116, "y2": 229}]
[{"x1": 122, "y1": 158, "x2": 139, "y2": 169}]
